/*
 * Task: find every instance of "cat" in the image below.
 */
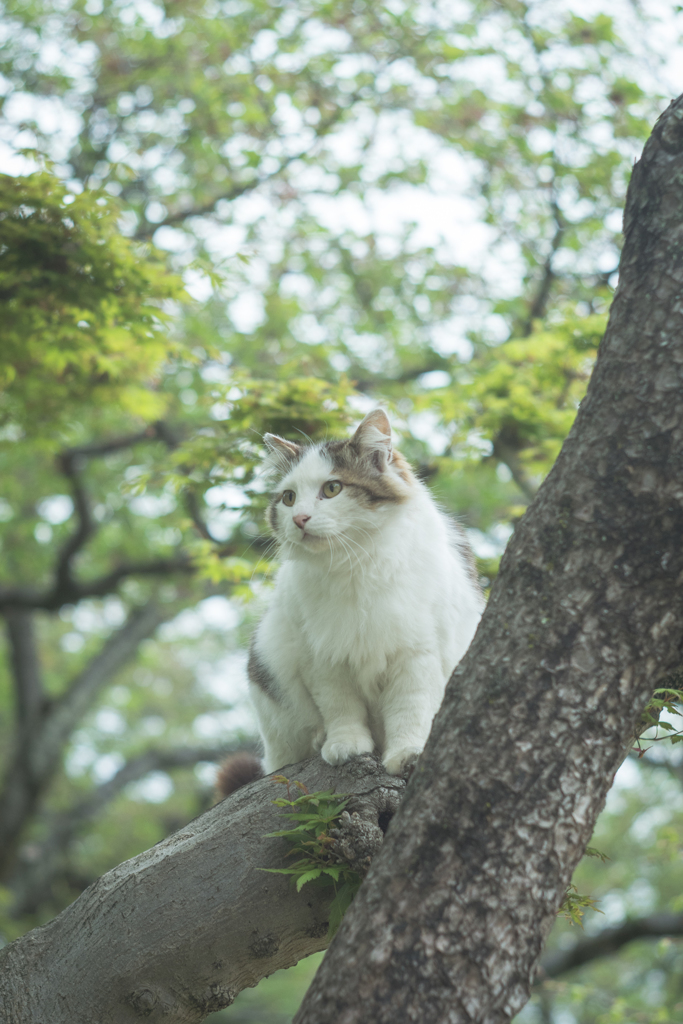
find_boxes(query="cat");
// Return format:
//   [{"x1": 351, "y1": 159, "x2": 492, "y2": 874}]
[{"x1": 217, "y1": 409, "x2": 484, "y2": 796}]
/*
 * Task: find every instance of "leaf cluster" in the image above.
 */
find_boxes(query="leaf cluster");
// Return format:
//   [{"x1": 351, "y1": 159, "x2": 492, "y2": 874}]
[
  {"x1": 0, "y1": 171, "x2": 187, "y2": 428},
  {"x1": 558, "y1": 884, "x2": 603, "y2": 928},
  {"x1": 637, "y1": 689, "x2": 683, "y2": 749},
  {"x1": 558, "y1": 848, "x2": 608, "y2": 927},
  {"x1": 262, "y1": 776, "x2": 364, "y2": 937}
]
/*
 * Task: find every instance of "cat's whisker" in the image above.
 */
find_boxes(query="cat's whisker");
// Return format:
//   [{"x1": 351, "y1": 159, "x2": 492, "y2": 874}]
[
  {"x1": 293, "y1": 427, "x2": 316, "y2": 446},
  {"x1": 339, "y1": 534, "x2": 364, "y2": 576},
  {"x1": 250, "y1": 537, "x2": 279, "y2": 583},
  {"x1": 335, "y1": 530, "x2": 371, "y2": 583},
  {"x1": 339, "y1": 532, "x2": 375, "y2": 580},
  {"x1": 329, "y1": 532, "x2": 355, "y2": 575}
]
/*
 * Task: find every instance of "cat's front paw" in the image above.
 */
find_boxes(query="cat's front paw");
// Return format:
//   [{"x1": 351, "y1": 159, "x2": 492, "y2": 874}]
[
  {"x1": 383, "y1": 747, "x2": 422, "y2": 776},
  {"x1": 322, "y1": 734, "x2": 374, "y2": 766}
]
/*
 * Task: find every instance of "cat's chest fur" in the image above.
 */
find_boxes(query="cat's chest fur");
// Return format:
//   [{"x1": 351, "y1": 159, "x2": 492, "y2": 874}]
[
  {"x1": 279, "y1": 551, "x2": 412, "y2": 676},
  {"x1": 270, "y1": 495, "x2": 470, "y2": 683}
]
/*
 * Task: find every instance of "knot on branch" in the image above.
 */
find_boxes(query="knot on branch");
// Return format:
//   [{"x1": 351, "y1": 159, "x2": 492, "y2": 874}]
[
  {"x1": 329, "y1": 811, "x2": 384, "y2": 876},
  {"x1": 191, "y1": 982, "x2": 237, "y2": 1013},
  {"x1": 128, "y1": 985, "x2": 177, "y2": 1016},
  {"x1": 328, "y1": 782, "x2": 404, "y2": 877}
]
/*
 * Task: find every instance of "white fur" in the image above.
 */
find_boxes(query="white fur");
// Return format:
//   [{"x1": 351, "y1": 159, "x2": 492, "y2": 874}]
[{"x1": 249, "y1": 427, "x2": 484, "y2": 776}]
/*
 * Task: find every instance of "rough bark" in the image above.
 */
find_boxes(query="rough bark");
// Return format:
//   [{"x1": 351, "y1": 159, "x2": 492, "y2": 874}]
[
  {"x1": 0, "y1": 756, "x2": 403, "y2": 1024},
  {"x1": 293, "y1": 95, "x2": 683, "y2": 1024}
]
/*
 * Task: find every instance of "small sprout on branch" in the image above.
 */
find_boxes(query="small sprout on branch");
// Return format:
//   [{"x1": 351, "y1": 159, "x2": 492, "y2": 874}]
[
  {"x1": 558, "y1": 847, "x2": 608, "y2": 926},
  {"x1": 558, "y1": 884, "x2": 603, "y2": 927},
  {"x1": 636, "y1": 687, "x2": 683, "y2": 754},
  {"x1": 261, "y1": 776, "x2": 365, "y2": 937}
]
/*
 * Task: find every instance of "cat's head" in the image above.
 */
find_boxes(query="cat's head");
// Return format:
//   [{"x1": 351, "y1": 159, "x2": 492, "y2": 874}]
[{"x1": 263, "y1": 409, "x2": 415, "y2": 559}]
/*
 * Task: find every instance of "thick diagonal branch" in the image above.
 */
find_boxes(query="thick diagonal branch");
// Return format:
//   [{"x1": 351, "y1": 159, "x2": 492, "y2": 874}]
[{"x1": 0, "y1": 756, "x2": 404, "y2": 1023}]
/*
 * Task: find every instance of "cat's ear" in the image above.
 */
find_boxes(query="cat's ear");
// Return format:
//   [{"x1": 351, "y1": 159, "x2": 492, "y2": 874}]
[
  {"x1": 352, "y1": 409, "x2": 393, "y2": 467},
  {"x1": 262, "y1": 434, "x2": 302, "y2": 474}
]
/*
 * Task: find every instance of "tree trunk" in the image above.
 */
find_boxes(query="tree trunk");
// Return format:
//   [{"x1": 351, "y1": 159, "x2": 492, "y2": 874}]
[
  {"x1": 293, "y1": 94, "x2": 683, "y2": 1023},
  {"x1": 0, "y1": 756, "x2": 403, "y2": 1024}
]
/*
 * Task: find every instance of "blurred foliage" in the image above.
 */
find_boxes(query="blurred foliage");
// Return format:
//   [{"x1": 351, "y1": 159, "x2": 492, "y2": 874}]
[
  {"x1": 0, "y1": 170, "x2": 187, "y2": 427},
  {"x1": 0, "y1": 0, "x2": 682, "y2": 1021},
  {"x1": 518, "y1": 758, "x2": 683, "y2": 1024}
]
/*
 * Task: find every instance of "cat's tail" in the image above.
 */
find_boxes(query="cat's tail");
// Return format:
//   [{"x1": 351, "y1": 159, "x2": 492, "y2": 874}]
[{"x1": 216, "y1": 752, "x2": 264, "y2": 798}]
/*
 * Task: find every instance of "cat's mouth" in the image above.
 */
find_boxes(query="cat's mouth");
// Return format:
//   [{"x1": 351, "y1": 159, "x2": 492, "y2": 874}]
[{"x1": 299, "y1": 529, "x2": 326, "y2": 544}]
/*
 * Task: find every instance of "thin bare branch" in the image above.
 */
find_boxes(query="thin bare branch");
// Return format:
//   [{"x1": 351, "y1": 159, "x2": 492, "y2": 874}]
[
  {"x1": 54, "y1": 450, "x2": 97, "y2": 593},
  {"x1": 133, "y1": 177, "x2": 267, "y2": 239},
  {"x1": 4, "y1": 610, "x2": 44, "y2": 731},
  {"x1": 0, "y1": 425, "x2": 189, "y2": 613},
  {"x1": 0, "y1": 554, "x2": 199, "y2": 612},
  {"x1": 491, "y1": 433, "x2": 539, "y2": 502},
  {"x1": 521, "y1": 198, "x2": 565, "y2": 338},
  {"x1": 63, "y1": 428, "x2": 157, "y2": 460},
  {"x1": 0, "y1": 602, "x2": 171, "y2": 879},
  {"x1": 9, "y1": 741, "x2": 255, "y2": 918},
  {"x1": 133, "y1": 103, "x2": 351, "y2": 240},
  {"x1": 538, "y1": 913, "x2": 683, "y2": 979}
]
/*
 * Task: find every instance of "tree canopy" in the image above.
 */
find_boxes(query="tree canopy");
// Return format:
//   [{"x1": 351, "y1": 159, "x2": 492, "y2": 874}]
[{"x1": 1, "y1": 0, "x2": 683, "y2": 1020}]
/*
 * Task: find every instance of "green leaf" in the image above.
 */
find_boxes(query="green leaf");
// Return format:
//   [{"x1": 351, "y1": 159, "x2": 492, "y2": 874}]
[{"x1": 296, "y1": 869, "x2": 324, "y2": 892}]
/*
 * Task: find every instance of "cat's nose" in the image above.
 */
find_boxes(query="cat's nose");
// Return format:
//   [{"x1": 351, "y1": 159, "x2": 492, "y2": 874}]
[{"x1": 293, "y1": 513, "x2": 311, "y2": 530}]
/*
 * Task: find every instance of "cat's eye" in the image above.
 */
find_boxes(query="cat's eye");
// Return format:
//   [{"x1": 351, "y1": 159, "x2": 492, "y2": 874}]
[
  {"x1": 282, "y1": 490, "x2": 296, "y2": 506},
  {"x1": 322, "y1": 480, "x2": 342, "y2": 499}
]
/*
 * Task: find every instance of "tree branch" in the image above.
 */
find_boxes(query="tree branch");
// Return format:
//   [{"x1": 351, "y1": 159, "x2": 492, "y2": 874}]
[
  {"x1": 62, "y1": 428, "x2": 157, "y2": 460},
  {"x1": 4, "y1": 610, "x2": 44, "y2": 731},
  {"x1": 0, "y1": 553, "x2": 203, "y2": 612},
  {"x1": 149, "y1": 421, "x2": 228, "y2": 544},
  {"x1": 53, "y1": 449, "x2": 98, "y2": 594},
  {"x1": 521, "y1": 197, "x2": 565, "y2": 338},
  {"x1": 351, "y1": 356, "x2": 453, "y2": 394},
  {"x1": 9, "y1": 741, "x2": 256, "y2": 918},
  {"x1": 491, "y1": 433, "x2": 539, "y2": 502},
  {"x1": 44, "y1": 604, "x2": 171, "y2": 768},
  {"x1": 538, "y1": 913, "x2": 683, "y2": 979},
  {"x1": 0, "y1": 424, "x2": 191, "y2": 613},
  {"x1": 133, "y1": 177, "x2": 269, "y2": 239},
  {"x1": 132, "y1": 102, "x2": 351, "y2": 240},
  {"x1": 0, "y1": 602, "x2": 171, "y2": 878},
  {"x1": 0, "y1": 756, "x2": 404, "y2": 1022}
]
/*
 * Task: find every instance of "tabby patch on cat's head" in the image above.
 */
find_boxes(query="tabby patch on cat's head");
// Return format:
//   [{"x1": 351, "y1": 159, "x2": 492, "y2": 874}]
[{"x1": 264, "y1": 410, "x2": 416, "y2": 548}]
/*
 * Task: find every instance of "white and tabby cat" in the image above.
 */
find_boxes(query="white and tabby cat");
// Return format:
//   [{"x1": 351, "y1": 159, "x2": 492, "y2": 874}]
[{"x1": 218, "y1": 409, "x2": 483, "y2": 794}]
